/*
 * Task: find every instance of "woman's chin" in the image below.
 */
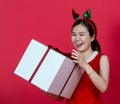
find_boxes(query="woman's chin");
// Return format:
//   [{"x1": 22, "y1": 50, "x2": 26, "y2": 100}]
[{"x1": 76, "y1": 47, "x2": 82, "y2": 51}]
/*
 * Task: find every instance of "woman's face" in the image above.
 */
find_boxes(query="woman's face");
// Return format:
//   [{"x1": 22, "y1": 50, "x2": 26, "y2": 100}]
[{"x1": 72, "y1": 24, "x2": 94, "y2": 52}]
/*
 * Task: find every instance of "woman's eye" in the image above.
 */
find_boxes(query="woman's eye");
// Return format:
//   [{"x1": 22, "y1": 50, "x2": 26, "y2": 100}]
[
  {"x1": 72, "y1": 34, "x2": 76, "y2": 36},
  {"x1": 79, "y1": 33, "x2": 84, "y2": 36}
]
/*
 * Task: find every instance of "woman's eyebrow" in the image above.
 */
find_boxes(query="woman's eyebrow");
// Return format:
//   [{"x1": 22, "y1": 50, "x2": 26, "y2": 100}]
[{"x1": 72, "y1": 32, "x2": 85, "y2": 34}]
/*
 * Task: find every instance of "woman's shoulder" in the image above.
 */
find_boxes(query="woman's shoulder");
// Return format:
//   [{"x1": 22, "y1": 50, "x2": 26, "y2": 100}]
[
  {"x1": 89, "y1": 52, "x2": 108, "y2": 64},
  {"x1": 100, "y1": 54, "x2": 109, "y2": 64},
  {"x1": 98, "y1": 53, "x2": 109, "y2": 61}
]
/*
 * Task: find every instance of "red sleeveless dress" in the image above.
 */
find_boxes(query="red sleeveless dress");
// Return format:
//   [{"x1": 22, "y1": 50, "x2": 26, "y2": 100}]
[{"x1": 66, "y1": 53, "x2": 103, "y2": 104}]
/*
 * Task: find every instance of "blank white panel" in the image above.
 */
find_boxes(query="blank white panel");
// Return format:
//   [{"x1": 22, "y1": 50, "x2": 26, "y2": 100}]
[
  {"x1": 31, "y1": 49, "x2": 65, "y2": 91},
  {"x1": 14, "y1": 39, "x2": 48, "y2": 81}
]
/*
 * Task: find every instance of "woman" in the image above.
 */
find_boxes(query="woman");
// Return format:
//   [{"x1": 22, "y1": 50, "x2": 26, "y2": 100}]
[
  {"x1": 45, "y1": 9, "x2": 110, "y2": 104},
  {"x1": 66, "y1": 9, "x2": 110, "y2": 104}
]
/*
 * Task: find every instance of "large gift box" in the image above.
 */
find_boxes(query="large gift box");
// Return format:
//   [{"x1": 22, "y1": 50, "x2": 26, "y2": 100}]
[{"x1": 14, "y1": 39, "x2": 84, "y2": 99}]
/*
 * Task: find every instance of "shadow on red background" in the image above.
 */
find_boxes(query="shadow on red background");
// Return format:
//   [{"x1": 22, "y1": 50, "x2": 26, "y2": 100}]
[{"x1": 0, "y1": 0, "x2": 120, "y2": 104}]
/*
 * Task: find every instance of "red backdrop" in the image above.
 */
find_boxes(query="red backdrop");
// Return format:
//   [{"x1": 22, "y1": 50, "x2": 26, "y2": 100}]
[{"x1": 0, "y1": 0, "x2": 119, "y2": 104}]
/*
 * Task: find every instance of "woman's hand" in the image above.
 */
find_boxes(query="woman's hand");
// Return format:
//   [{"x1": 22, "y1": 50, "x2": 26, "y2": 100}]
[
  {"x1": 41, "y1": 90, "x2": 64, "y2": 101},
  {"x1": 71, "y1": 49, "x2": 87, "y2": 68},
  {"x1": 46, "y1": 93, "x2": 64, "y2": 101}
]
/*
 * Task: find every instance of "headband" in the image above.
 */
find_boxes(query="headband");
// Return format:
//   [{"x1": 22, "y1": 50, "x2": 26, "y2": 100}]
[{"x1": 72, "y1": 9, "x2": 96, "y2": 36}]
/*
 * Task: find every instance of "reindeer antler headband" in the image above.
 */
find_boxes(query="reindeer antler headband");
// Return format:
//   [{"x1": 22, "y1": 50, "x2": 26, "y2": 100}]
[
  {"x1": 72, "y1": 9, "x2": 97, "y2": 36},
  {"x1": 72, "y1": 9, "x2": 91, "y2": 20}
]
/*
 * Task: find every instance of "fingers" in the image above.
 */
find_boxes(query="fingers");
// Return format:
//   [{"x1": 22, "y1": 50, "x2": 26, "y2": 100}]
[
  {"x1": 72, "y1": 60, "x2": 78, "y2": 63},
  {"x1": 71, "y1": 50, "x2": 77, "y2": 58},
  {"x1": 72, "y1": 49, "x2": 78, "y2": 57},
  {"x1": 72, "y1": 49, "x2": 79, "y2": 55},
  {"x1": 71, "y1": 49, "x2": 87, "y2": 68},
  {"x1": 71, "y1": 55, "x2": 78, "y2": 60},
  {"x1": 71, "y1": 49, "x2": 79, "y2": 63}
]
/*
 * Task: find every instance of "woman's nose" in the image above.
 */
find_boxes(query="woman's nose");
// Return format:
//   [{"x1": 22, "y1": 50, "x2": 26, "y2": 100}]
[{"x1": 75, "y1": 35, "x2": 80, "y2": 40}]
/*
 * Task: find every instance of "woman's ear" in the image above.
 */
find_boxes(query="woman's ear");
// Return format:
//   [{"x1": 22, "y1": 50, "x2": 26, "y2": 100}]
[{"x1": 91, "y1": 34, "x2": 95, "y2": 42}]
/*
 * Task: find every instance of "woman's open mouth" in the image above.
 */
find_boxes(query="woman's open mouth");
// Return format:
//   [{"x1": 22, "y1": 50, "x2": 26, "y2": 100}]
[{"x1": 75, "y1": 43, "x2": 84, "y2": 48}]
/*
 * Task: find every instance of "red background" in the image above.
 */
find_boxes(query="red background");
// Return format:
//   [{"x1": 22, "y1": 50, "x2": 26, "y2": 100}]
[{"x1": 0, "y1": 0, "x2": 120, "y2": 104}]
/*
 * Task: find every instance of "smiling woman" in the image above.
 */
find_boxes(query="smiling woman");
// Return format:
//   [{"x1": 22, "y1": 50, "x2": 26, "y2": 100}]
[
  {"x1": 72, "y1": 23, "x2": 94, "y2": 52},
  {"x1": 65, "y1": 9, "x2": 110, "y2": 104},
  {"x1": 43, "y1": 9, "x2": 110, "y2": 104},
  {"x1": 0, "y1": 0, "x2": 119, "y2": 103}
]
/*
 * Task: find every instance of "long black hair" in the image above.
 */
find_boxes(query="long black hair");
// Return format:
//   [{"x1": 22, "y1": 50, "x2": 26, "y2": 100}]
[{"x1": 71, "y1": 19, "x2": 101, "y2": 52}]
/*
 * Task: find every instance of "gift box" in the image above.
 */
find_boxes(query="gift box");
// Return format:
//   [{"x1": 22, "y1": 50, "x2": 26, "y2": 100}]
[{"x1": 14, "y1": 39, "x2": 84, "y2": 99}]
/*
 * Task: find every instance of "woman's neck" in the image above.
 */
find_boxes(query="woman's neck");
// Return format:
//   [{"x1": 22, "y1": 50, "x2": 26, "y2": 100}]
[{"x1": 78, "y1": 48, "x2": 93, "y2": 60}]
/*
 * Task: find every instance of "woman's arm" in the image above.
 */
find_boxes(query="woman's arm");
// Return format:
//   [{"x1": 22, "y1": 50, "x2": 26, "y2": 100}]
[
  {"x1": 83, "y1": 55, "x2": 110, "y2": 93},
  {"x1": 71, "y1": 50, "x2": 110, "y2": 93}
]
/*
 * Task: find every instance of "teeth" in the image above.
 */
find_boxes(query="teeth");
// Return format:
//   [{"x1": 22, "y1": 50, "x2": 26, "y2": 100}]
[
  {"x1": 75, "y1": 43, "x2": 83, "y2": 48},
  {"x1": 75, "y1": 43, "x2": 83, "y2": 46}
]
